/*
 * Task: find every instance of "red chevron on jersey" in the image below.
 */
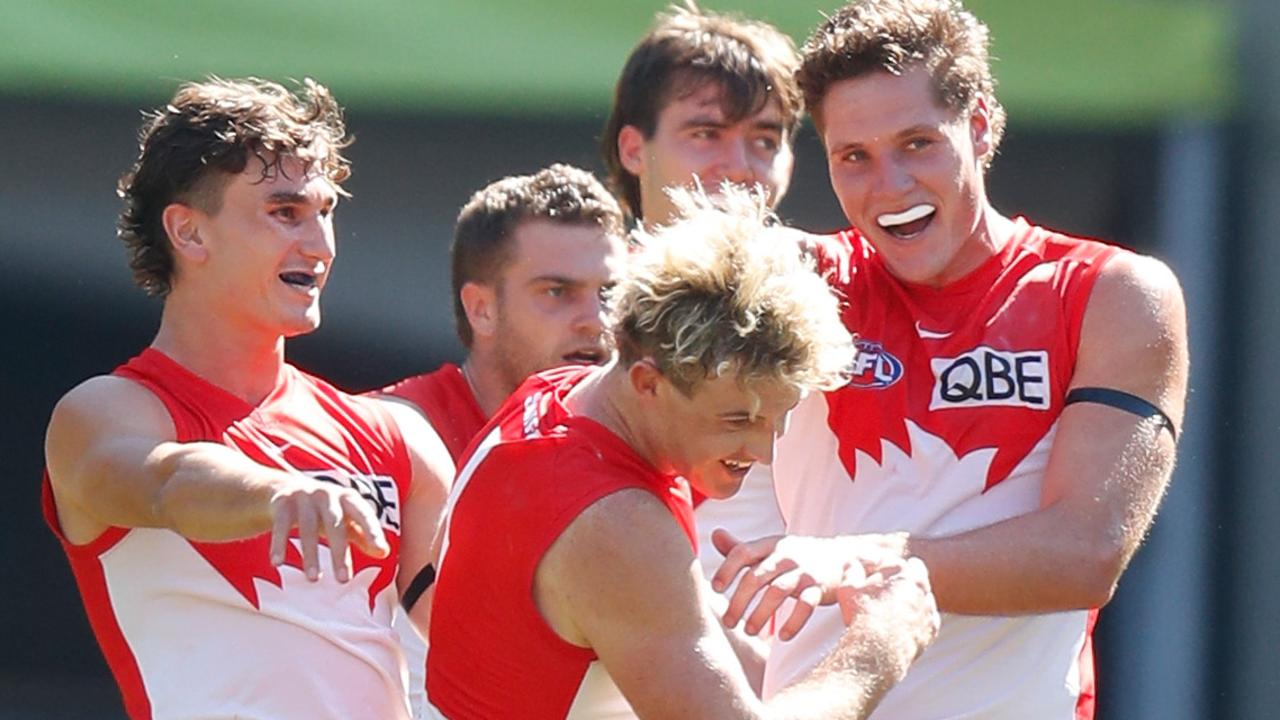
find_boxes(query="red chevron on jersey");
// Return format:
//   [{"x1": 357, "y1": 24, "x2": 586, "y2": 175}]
[{"x1": 427, "y1": 365, "x2": 696, "y2": 719}]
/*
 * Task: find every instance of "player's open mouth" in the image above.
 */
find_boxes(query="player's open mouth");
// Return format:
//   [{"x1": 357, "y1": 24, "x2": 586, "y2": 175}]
[
  {"x1": 877, "y1": 204, "x2": 935, "y2": 240},
  {"x1": 279, "y1": 271, "x2": 320, "y2": 291},
  {"x1": 720, "y1": 458, "x2": 753, "y2": 475},
  {"x1": 563, "y1": 348, "x2": 607, "y2": 364}
]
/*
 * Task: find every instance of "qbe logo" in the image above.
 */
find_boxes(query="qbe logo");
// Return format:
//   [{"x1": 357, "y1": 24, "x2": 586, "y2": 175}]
[
  {"x1": 929, "y1": 346, "x2": 1050, "y2": 410},
  {"x1": 848, "y1": 339, "x2": 903, "y2": 389}
]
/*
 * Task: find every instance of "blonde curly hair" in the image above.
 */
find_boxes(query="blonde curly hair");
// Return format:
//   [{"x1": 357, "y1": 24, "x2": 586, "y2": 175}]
[{"x1": 612, "y1": 184, "x2": 853, "y2": 396}]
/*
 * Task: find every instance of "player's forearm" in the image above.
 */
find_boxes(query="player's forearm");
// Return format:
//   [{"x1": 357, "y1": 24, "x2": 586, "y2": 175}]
[
  {"x1": 149, "y1": 441, "x2": 293, "y2": 541},
  {"x1": 905, "y1": 506, "x2": 1128, "y2": 615},
  {"x1": 765, "y1": 624, "x2": 903, "y2": 720}
]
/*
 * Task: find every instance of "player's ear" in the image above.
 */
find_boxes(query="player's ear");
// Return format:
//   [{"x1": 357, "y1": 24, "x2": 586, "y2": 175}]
[
  {"x1": 969, "y1": 97, "x2": 992, "y2": 161},
  {"x1": 460, "y1": 282, "x2": 499, "y2": 340},
  {"x1": 627, "y1": 358, "x2": 663, "y2": 398},
  {"x1": 162, "y1": 202, "x2": 208, "y2": 264},
  {"x1": 617, "y1": 125, "x2": 647, "y2": 176}
]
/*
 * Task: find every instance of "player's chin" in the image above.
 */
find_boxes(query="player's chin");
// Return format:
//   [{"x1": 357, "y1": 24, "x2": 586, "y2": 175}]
[
  {"x1": 280, "y1": 311, "x2": 323, "y2": 338},
  {"x1": 692, "y1": 465, "x2": 749, "y2": 501}
]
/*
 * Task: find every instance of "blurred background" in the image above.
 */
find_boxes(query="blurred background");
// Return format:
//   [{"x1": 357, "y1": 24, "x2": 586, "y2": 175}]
[{"x1": 2, "y1": 1, "x2": 1275, "y2": 717}]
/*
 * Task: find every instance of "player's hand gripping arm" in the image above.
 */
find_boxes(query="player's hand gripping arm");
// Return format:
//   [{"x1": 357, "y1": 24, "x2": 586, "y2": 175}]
[
  {"x1": 536, "y1": 489, "x2": 938, "y2": 719},
  {"x1": 45, "y1": 375, "x2": 389, "y2": 581},
  {"x1": 378, "y1": 400, "x2": 454, "y2": 632},
  {"x1": 716, "y1": 253, "x2": 1189, "y2": 618}
]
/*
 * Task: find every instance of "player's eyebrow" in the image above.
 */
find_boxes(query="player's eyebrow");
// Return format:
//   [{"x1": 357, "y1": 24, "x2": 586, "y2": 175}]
[
  {"x1": 751, "y1": 119, "x2": 785, "y2": 134},
  {"x1": 679, "y1": 115, "x2": 730, "y2": 130},
  {"x1": 529, "y1": 274, "x2": 581, "y2": 287},
  {"x1": 266, "y1": 190, "x2": 338, "y2": 210},
  {"x1": 266, "y1": 190, "x2": 308, "y2": 204}
]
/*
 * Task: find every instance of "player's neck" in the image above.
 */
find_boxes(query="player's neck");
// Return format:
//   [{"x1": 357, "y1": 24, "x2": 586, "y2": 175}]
[
  {"x1": 459, "y1": 356, "x2": 511, "y2": 417},
  {"x1": 568, "y1": 364, "x2": 662, "y2": 471},
  {"x1": 151, "y1": 302, "x2": 286, "y2": 406}
]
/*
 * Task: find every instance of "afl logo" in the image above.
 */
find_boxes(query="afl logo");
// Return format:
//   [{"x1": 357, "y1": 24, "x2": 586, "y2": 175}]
[{"x1": 848, "y1": 339, "x2": 903, "y2": 389}]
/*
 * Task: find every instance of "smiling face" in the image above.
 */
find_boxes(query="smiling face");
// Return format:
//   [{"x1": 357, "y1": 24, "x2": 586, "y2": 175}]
[
  {"x1": 644, "y1": 369, "x2": 799, "y2": 500},
  {"x1": 484, "y1": 219, "x2": 627, "y2": 393},
  {"x1": 819, "y1": 65, "x2": 996, "y2": 288},
  {"x1": 620, "y1": 82, "x2": 794, "y2": 227},
  {"x1": 183, "y1": 153, "x2": 338, "y2": 339}
]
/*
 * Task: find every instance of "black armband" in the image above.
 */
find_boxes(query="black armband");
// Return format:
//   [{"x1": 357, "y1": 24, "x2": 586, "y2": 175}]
[
  {"x1": 401, "y1": 563, "x2": 436, "y2": 613},
  {"x1": 1064, "y1": 387, "x2": 1177, "y2": 441}
]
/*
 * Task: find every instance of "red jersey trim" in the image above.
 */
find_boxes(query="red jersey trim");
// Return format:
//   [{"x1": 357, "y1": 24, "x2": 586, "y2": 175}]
[{"x1": 42, "y1": 474, "x2": 151, "y2": 719}]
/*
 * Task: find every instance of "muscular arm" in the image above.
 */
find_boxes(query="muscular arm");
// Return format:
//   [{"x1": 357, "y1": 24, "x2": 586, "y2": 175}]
[
  {"x1": 537, "y1": 490, "x2": 934, "y2": 719},
  {"x1": 45, "y1": 375, "x2": 388, "y2": 577},
  {"x1": 905, "y1": 253, "x2": 1188, "y2": 613},
  {"x1": 379, "y1": 399, "x2": 454, "y2": 631}
]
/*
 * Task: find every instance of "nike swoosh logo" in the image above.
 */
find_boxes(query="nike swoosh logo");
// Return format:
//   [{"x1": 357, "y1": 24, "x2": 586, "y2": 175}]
[{"x1": 915, "y1": 321, "x2": 952, "y2": 340}]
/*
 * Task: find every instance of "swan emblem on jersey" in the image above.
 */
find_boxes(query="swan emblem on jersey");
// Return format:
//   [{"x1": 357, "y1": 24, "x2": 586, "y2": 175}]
[{"x1": 848, "y1": 338, "x2": 903, "y2": 389}]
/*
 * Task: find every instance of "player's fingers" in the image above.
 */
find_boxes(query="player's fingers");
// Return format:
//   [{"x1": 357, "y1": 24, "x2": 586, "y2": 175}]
[
  {"x1": 297, "y1": 496, "x2": 321, "y2": 581},
  {"x1": 341, "y1": 492, "x2": 389, "y2": 559},
  {"x1": 269, "y1": 496, "x2": 294, "y2": 566},
  {"x1": 321, "y1": 493, "x2": 351, "y2": 583},
  {"x1": 723, "y1": 556, "x2": 792, "y2": 629},
  {"x1": 743, "y1": 569, "x2": 801, "y2": 636},
  {"x1": 710, "y1": 534, "x2": 780, "y2": 593},
  {"x1": 711, "y1": 528, "x2": 740, "y2": 557},
  {"x1": 778, "y1": 583, "x2": 824, "y2": 641}
]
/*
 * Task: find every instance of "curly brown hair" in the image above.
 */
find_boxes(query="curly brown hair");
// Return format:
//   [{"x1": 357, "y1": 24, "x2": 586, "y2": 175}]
[
  {"x1": 797, "y1": 0, "x2": 1006, "y2": 166},
  {"x1": 451, "y1": 163, "x2": 625, "y2": 348},
  {"x1": 117, "y1": 77, "x2": 352, "y2": 297},
  {"x1": 601, "y1": 3, "x2": 802, "y2": 220}
]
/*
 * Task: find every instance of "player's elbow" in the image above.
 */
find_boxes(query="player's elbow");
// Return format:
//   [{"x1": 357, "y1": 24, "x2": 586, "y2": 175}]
[{"x1": 1076, "y1": 540, "x2": 1130, "y2": 608}]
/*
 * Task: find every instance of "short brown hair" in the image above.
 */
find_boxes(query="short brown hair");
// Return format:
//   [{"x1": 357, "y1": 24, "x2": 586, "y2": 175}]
[
  {"x1": 451, "y1": 164, "x2": 625, "y2": 348},
  {"x1": 612, "y1": 184, "x2": 852, "y2": 397},
  {"x1": 117, "y1": 77, "x2": 351, "y2": 297},
  {"x1": 798, "y1": 0, "x2": 1006, "y2": 164},
  {"x1": 601, "y1": 3, "x2": 803, "y2": 219}
]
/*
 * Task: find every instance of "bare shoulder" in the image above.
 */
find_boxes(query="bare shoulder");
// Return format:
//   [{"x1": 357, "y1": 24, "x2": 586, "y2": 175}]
[
  {"x1": 552, "y1": 488, "x2": 693, "y2": 579},
  {"x1": 47, "y1": 374, "x2": 174, "y2": 466},
  {"x1": 1075, "y1": 250, "x2": 1189, "y2": 419},
  {"x1": 1088, "y1": 251, "x2": 1186, "y2": 330},
  {"x1": 538, "y1": 487, "x2": 697, "y2": 640}
]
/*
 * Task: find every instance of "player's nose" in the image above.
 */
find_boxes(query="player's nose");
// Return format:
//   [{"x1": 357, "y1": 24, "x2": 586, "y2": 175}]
[{"x1": 719, "y1": 138, "x2": 757, "y2": 185}]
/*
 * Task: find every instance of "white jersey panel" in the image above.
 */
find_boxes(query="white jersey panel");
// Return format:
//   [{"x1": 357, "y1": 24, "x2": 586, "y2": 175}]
[
  {"x1": 767, "y1": 391, "x2": 1080, "y2": 718},
  {"x1": 102, "y1": 528, "x2": 410, "y2": 720},
  {"x1": 564, "y1": 661, "x2": 639, "y2": 719}
]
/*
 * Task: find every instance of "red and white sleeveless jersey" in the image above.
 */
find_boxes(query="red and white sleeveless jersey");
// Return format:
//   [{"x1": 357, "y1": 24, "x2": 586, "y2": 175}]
[
  {"x1": 765, "y1": 220, "x2": 1119, "y2": 720},
  {"x1": 426, "y1": 366, "x2": 696, "y2": 720},
  {"x1": 380, "y1": 363, "x2": 486, "y2": 466},
  {"x1": 43, "y1": 349, "x2": 414, "y2": 720}
]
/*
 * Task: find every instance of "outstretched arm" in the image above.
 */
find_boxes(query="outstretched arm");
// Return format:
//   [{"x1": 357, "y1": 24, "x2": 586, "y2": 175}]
[{"x1": 45, "y1": 375, "x2": 389, "y2": 580}]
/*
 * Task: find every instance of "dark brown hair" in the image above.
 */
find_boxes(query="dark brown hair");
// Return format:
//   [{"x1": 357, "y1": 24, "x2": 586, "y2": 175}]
[
  {"x1": 601, "y1": 3, "x2": 802, "y2": 219},
  {"x1": 451, "y1": 164, "x2": 624, "y2": 348},
  {"x1": 798, "y1": 0, "x2": 1006, "y2": 164},
  {"x1": 117, "y1": 77, "x2": 351, "y2": 296}
]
